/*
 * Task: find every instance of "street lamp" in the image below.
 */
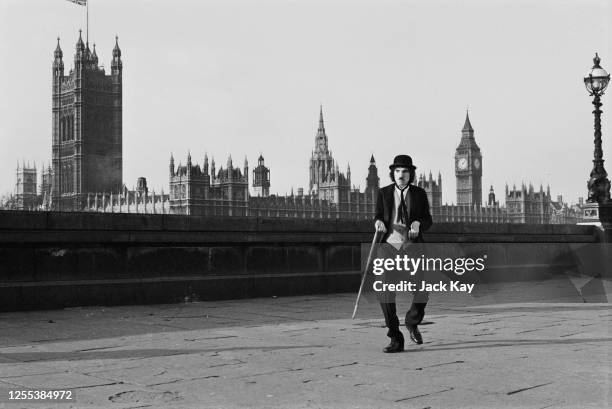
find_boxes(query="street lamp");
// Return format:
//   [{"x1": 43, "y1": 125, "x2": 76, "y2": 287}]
[{"x1": 584, "y1": 53, "x2": 611, "y2": 204}]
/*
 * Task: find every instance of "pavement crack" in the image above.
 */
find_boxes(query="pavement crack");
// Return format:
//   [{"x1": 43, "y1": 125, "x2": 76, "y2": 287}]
[
  {"x1": 507, "y1": 382, "x2": 553, "y2": 395},
  {"x1": 516, "y1": 329, "x2": 540, "y2": 334},
  {"x1": 394, "y1": 387, "x2": 454, "y2": 402},
  {"x1": 147, "y1": 375, "x2": 219, "y2": 387},
  {"x1": 1, "y1": 370, "x2": 68, "y2": 379},
  {"x1": 281, "y1": 327, "x2": 319, "y2": 333},
  {"x1": 415, "y1": 361, "x2": 464, "y2": 370},
  {"x1": 209, "y1": 360, "x2": 245, "y2": 368},
  {"x1": 72, "y1": 381, "x2": 125, "y2": 390},
  {"x1": 470, "y1": 319, "x2": 502, "y2": 325},
  {"x1": 324, "y1": 361, "x2": 358, "y2": 369},
  {"x1": 184, "y1": 335, "x2": 238, "y2": 341},
  {"x1": 78, "y1": 345, "x2": 123, "y2": 352}
]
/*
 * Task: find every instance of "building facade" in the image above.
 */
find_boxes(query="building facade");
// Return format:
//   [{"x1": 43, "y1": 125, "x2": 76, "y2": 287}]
[
  {"x1": 169, "y1": 153, "x2": 250, "y2": 216},
  {"x1": 308, "y1": 107, "x2": 351, "y2": 203},
  {"x1": 51, "y1": 31, "x2": 122, "y2": 210},
  {"x1": 14, "y1": 162, "x2": 38, "y2": 210},
  {"x1": 252, "y1": 155, "x2": 270, "y2": 197},
  {"x1": 168, "y1": 108, "x2": 379, "y2": 219},
  {"x1": 426, "y1": 112, "x2": 506, "y2": 223},
  {"x1": 455, "y1": 112, "x2": 483, "y2": 207},
  {"x1": 505, "y1": 183, "x2": 552, "y2": 224},
  {"x1": 2, "y1": 36, "x2": 586, "y2": 225}
]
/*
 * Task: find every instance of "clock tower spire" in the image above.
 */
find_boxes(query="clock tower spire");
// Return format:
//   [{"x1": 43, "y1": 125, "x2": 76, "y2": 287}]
[{"x1": 455, "y1": 110, "x2": 482, "y2": 206}]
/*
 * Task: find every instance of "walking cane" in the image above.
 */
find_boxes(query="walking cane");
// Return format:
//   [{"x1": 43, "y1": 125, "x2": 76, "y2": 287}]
[{"x1": 352, "y1": 229, "x2": 382, "y2": 319}]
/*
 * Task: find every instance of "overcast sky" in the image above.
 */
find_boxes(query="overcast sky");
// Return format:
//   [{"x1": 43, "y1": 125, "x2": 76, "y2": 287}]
[{"x1": 1, "y1": 0, "x2": 611, "y2": 204}]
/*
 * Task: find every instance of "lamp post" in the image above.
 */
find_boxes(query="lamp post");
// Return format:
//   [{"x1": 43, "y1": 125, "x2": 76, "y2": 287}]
[{"x1": 584, "y1": 53, "x2": 611, "y2": 204}]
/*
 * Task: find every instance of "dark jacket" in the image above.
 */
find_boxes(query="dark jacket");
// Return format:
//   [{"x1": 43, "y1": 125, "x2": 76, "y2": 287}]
[{"x1": 374, "y1": 184, "x2": 433, "y2": 243}]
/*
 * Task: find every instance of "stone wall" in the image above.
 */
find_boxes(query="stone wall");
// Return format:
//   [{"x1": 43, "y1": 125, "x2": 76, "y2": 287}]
[{"x1": 0, "y1": 210, "x2": 601, "y2": 311}]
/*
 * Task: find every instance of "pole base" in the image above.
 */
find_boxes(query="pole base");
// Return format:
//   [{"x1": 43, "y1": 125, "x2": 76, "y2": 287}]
[{"x1": 598, "y1": 202, "x2": 612, "y2": 242}]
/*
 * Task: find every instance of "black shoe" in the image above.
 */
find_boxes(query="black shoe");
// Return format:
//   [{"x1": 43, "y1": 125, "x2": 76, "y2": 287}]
[
  {"x1": 406, "y1": 325, "x2": 423, "y2": 344},
  {"x1": 383, "y1": 335, "x2": 404, "y2": 353}
]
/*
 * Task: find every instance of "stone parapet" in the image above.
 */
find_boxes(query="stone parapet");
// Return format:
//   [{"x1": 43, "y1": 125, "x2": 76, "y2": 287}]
[{"x1": 0, "y1": 210, "x2": 602, "y2": 311}]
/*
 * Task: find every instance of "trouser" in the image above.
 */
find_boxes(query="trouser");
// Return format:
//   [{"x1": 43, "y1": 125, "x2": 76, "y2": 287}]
[
  {"x1": 376, "y1": 243, "x2": 429, "y2": 339},
  {"x1": 380, "y1": 301, "x2": 427, "y2": 339}
]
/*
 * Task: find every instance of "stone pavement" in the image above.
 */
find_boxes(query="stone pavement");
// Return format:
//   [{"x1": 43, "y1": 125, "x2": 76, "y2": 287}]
[{"x1": 0, "y1": 280, "x2": 610, "y2": 409}]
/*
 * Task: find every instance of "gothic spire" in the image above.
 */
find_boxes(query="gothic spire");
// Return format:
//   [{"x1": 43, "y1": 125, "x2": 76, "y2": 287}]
[
  {"x1": 318, "y1": 105, "x2": 325, "y2": 133},
  {"x1": 54, "y1": 37, "x2": 63, "y2": 59},
  {"x1": 76, "y1": 29, "x2": 85, "y2": 52},
  {"x1": 314, "y1": 105, "x2": 329, "y2": 155},
  {"x1": 112, "y1": 35, "x2": 122, "y2": 74},
  {"x1": 112, "y1": 35, "x2": 121, "y2": 58},
  {"x1": 53, "y1": 37, "x2": 64, "y2": 72},
  {"x1": 462, "y1": 109, "x2": 473, "y2": 133},
  {"x1": 457, "y1": 109, "x2": 480, "y2": 154}
]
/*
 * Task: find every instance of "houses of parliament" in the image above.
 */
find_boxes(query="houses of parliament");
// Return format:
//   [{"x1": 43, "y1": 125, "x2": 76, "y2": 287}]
[{"x1": 4, "y1": 32, "x2": 582, "y2": 224}]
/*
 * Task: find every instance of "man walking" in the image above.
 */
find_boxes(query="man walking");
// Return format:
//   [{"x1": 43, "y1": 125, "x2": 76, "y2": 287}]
[{"x1": 374, "y1": 155, "x2": 433, "y2": 353}]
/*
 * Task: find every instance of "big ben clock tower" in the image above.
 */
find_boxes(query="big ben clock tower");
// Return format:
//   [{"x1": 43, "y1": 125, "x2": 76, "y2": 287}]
[{"x1": 455, "y1": 111, "x2": 482, "y2": 206}]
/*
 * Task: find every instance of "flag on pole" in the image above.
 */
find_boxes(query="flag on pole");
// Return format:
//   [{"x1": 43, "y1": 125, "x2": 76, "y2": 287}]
[{"x1": 66, "y1": 0, "x2": 89, "y2": 43}]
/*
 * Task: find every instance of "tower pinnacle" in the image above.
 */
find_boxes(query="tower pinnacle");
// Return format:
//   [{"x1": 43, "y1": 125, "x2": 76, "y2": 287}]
[
  {"x1": 111, "y1": 35, "x2": 122, "y2": 75},
  {"x1": 314, "y1": 105, "x2": 329, "y2": 155},
  {"x1": 76, "y1": 29, "x2": 85, "y2": 52},
  {"x1": 318, "y1": 105, "x2": 325, "y2": 133},
  {"x1": 462, "y1": 109, "x2": 473, "y2": 133},
  {"x1": 54, "y1": 37, "x2": 63, "y2": 58},
  {"x1": 113, "y1": 35, "x2": 121, "y2": 58}
]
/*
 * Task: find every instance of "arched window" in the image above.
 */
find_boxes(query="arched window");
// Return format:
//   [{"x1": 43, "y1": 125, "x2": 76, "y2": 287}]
[
  {"x1": 60, "y1": 165, "x2": 66, "y2": 193},
  {"x1": 67, "y1": 164, "x2": 73, "y2": 193}
]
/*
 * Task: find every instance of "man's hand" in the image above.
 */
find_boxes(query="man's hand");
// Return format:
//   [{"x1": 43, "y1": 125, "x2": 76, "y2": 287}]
[
  {"x1": 408, "y1": 221, "x2": 420, "y2": 240},
  {"x1": 375, "y1": 220, "x2": 387, "y2": 233}
]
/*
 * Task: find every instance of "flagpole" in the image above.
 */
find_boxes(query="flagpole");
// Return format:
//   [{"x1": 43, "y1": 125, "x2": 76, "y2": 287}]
[{"x1": 86, "y1": 0, "x2": 89, "y2": 44}]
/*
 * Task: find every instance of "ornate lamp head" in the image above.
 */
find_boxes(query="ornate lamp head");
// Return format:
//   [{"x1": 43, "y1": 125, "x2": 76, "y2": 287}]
[{"x1": 584, "y1": 53, "x2": 610, "y2": 96}]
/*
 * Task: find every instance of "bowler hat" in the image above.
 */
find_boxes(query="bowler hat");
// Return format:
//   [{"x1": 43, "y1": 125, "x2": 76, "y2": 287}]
[{"x1": 389, "y1": 155, "x2": 416, "y2": 170}]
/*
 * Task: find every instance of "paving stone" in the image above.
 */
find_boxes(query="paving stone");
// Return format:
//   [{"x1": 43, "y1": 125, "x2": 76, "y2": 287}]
[{"x1": 0, "y1": 286, "x2": 610, "y2": 408}]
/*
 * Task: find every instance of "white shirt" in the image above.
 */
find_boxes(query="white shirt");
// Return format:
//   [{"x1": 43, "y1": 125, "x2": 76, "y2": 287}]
[
  {"x1": 386, "y1": 185, "x2": 411, "y2": 248},
  {"x1": 391, "y1": 185, "x2": 411, "y2": 226}
]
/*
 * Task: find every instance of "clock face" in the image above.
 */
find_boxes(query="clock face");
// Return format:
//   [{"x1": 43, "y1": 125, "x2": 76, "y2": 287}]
[
  {"x1": 474, "y1": 158, "x2": 480, "y2": 169},
  {"x1": 457, "y1": 157, "x2": 468, "y2": 170}
]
